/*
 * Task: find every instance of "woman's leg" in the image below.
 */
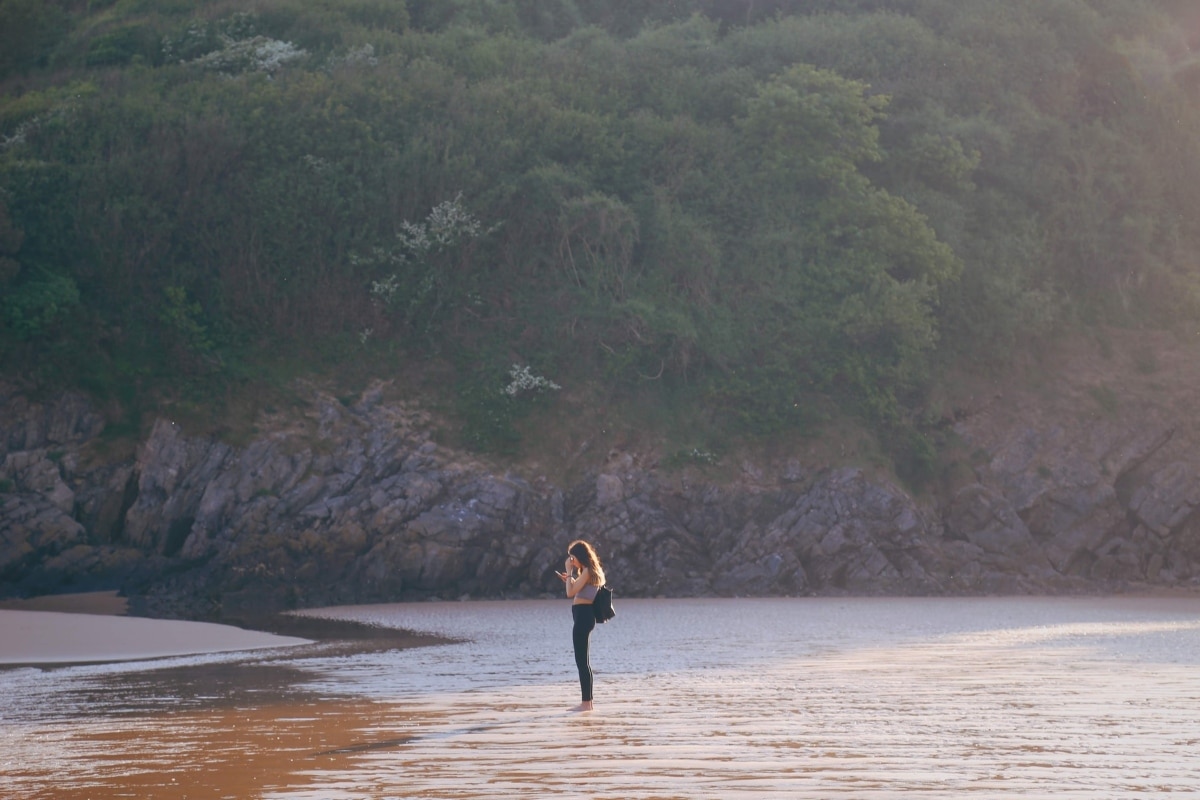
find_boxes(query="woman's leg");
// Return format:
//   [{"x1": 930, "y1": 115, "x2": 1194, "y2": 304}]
[{"x1": 572, "y1": 605, "x2": 595, "y2": 706}]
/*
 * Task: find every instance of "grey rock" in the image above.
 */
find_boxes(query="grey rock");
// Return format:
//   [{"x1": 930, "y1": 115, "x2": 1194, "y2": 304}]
[
  {"x1": 0, "y1": 493, "x2": 87, "y2": 582},
  {"x1": 11, "y1": 334, "x2": 1200, "y2": 614},
  {"x1": 595, "y1": 473, "x2": 624, "y2": 507},
  {"x1": 0, "y1": 384, "x2": 105, "y2": 456},
  {"x1": 123, "y1": 420, "x2": 233, "y2": 554},
  {"x1": 2, "y1": 449, "x2": 75, "y2": 513}
]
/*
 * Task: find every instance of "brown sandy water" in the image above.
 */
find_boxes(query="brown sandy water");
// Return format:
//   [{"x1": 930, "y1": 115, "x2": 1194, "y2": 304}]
[
  {"x1": 2, "y1": 596, "x2": 1199, "y2": 798},
  {"x1": 1, "y1": 700, "x2": 425, "y2": 800}
]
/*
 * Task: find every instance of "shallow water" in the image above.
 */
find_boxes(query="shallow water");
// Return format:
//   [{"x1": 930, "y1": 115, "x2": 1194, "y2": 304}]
[{"x1": 3, "y1": 596, "x2": 1200, "y2": 798}]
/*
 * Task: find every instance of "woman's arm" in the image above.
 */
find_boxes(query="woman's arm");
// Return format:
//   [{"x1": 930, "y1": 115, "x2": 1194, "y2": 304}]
[{"x1": 565, "y1": 567, "x2": 591, "y2": 598}]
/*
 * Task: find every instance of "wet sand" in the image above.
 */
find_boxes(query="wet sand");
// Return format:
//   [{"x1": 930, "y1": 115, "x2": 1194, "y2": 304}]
[
  {"x1": 0, "y1": 698, "x2": 414, "y2": 800},
  {"x1": 3, "y1": 596, "x2": 1199, "y2": 798},
  {"x1": 0, "y1": 590, "x2": 444, "y2": 667}
]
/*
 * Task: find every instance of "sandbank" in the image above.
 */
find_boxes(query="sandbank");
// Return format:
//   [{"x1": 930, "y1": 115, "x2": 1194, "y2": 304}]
[{"x1": 0, "y1": 608, "x2": 310, "y2": 665}]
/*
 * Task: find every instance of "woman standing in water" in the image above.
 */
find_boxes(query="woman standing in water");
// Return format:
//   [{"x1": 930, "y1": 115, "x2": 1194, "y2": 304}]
[{"x1": 557, "y1": 539, "x2": 606, "y2": 712}]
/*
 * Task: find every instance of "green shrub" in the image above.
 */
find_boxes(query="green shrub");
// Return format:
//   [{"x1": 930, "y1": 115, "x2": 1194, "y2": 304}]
[
  {"x1": 662, "y1": 446, "x2": 721, "y2": 469},
  {"x1": 84, "y1": 24, "x2": 161, "y2": 67},
  {"x1": 0, "y1": 0, "x2": 69, "y2": 78},
  {"x1": 4, "y1": 0, "x2": 1200, "y2": 471},
  {"x1": 885, "y1": 423, "x2": 938, "y2": 492},
  {"x1": 456, "y1": 372, "x2": 521, "y2": 455},
  {"x1": 2, "y1": 270, "x2": 79, "y2": 340}
]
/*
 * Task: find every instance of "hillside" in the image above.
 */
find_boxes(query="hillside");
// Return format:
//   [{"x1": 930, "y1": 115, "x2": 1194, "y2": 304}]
[
  {"x1": 4, "y1": 1, "x2": 1200, "y2": 478},
  {"x1": 5, "y1": 2, "x2": 1200, "y2": 612}
]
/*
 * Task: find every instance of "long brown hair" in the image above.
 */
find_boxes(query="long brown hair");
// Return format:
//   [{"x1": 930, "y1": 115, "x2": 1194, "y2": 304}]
[{"x1": 568, "y1": 539, "x2": 606, "y2": 586}]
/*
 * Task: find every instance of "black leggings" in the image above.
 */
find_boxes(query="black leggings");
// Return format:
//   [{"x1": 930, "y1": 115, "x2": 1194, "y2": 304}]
[{"x1": 572, "y1": 604, "x2": 596, "y2": 702}]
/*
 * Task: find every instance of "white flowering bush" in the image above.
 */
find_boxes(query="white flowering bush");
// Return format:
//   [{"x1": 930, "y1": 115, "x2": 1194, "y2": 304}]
[
  {"x1": 664, "y1": 446, "x2": 720, "y2": 468},
  {"x1": 2, "y1": 100, "x2": 79, "y2": 153},
  {"x1": 369, "y1": 272, "x2": 401, "y2": 305},
  {"x1": 459, "y1": 363, "x2": 562, "y2": 454},
  {"x1": 502, "y1": 364, "x2": 562, "y2": 397},
  {"x1": 683, "y1": 447, "x2": 719, "y2": 464},
  {"x1": 360, "y1": 195, "x2": 488, "y2": 336},
  {"x1": 393, "y1": 219, "x2": 430, "y2": 257},
  {"x1": 190, "y1": 36, "x2": 306, "y2": 75},
  {"x1": 360, "y1": 195, "x2": 484, "y2": 281},
  {"x1": 426, "y1": 194, "x2": 485, "y2": 245},
  {"x1": 392, "y1": 194, "x2": 483, "y2": 258},
  {"x1": 163, "y1": 12, "x2": 265, "y2": 66},
  {"x1": 2, "y1": 117, "x2": 38, "y2": 151}
]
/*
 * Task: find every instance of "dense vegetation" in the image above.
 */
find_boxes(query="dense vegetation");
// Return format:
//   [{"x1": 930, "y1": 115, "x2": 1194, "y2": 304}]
[{"x1": 3, "y1": 0, "x2": 1200, "y2": 480}]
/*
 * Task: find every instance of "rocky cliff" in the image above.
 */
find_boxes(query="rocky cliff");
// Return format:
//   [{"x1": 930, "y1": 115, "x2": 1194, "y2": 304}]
[{"x1": 3, "y1": 331, "x2": 1199, "y2": 619}]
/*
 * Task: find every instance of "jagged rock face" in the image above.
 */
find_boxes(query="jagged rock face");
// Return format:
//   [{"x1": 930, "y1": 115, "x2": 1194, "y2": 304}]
[
  {"x1": 3, "y1": 332, "x2": 1200, "y2": 618},
  {"x1": 0, "y1": 385, "x2": 138, "y2": 594},
  {"x1": 105, "y1": 386, "x2": 568, "y2": 616},
  {"x1": 945, "y1": 331, "x2": 1200, "y2": 588},
  {"x1": 0, "y1": 386, "x2": 106, "y2": 453},
  {"x1": 1, "y1": 493, "x2": 86, "y2": 584}
]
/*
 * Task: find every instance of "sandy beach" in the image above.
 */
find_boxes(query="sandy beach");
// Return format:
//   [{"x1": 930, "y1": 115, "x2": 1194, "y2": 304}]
[
  {"x1": 0, "y1": 590, "x2": 314, "y2": 665},
  {"x1": 0, "y1": 608, "x2": 312, "y2": 665},
  {"x1": 3, "y1": 596, "x2": 1200, "y2": 799}
]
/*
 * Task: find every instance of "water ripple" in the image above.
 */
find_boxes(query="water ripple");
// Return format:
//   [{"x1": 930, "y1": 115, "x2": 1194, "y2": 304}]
[{"x1": 2, "y1": 596, "x2": 1199, "y2": 798}]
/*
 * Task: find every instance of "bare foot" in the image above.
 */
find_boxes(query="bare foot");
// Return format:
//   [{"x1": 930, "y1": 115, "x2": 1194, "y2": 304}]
[{"x1": 570, "y1": 701, "x2": 594, "y2": 713}]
